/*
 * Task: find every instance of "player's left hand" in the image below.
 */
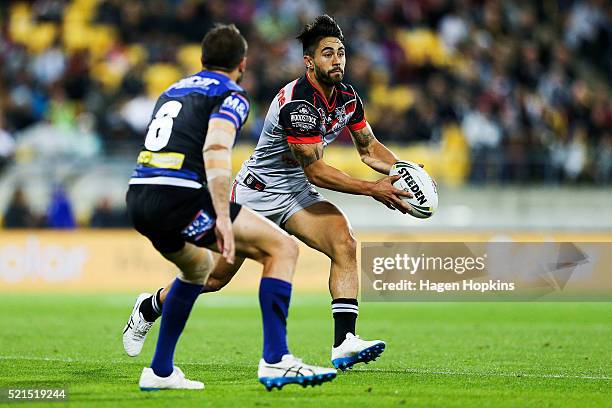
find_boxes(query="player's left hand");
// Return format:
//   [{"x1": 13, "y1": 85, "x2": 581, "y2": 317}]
[
  {"x1": 370, "y1": 175, "x2": 413, "y2": 214},
  {"x1": 215, "y1": 216, "x2": 235, "y2": 264}
]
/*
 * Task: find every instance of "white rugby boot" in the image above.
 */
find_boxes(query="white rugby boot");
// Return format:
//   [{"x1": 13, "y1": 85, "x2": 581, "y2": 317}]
[
  {"x1": 123, "y1": 293, "x2": 155, "y2": 357},
  {"x1": 331, "y1": 333, "x2": 386, "y2": 370},
  {"x1": 139, "y1": 366, "x2": 204, "y2": 391},
  {"x1": 257, "y1": 354, "x2": 337, "y2": 391}
]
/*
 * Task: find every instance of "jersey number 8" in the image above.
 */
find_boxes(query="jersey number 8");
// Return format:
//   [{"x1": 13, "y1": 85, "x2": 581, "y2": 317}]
[{"x1": 144, "y1": 100, "x2": 183, "y2": 151}]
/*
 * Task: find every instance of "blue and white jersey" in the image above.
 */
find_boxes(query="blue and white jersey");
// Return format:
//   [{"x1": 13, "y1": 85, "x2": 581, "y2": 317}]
[{"x1": 130, "y1": 70, "x2": 250, "y2": 189}]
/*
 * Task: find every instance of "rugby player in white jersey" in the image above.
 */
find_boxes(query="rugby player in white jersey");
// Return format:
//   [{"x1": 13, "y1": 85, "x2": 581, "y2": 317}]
[{"x1": 124, "y1": 15, "x2": 414, "y2": 371}]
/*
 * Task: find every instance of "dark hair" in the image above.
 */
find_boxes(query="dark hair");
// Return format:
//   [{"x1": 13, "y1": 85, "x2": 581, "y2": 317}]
[
  {"x1": 296, "y1": 15, "x2": 344, "y2": 56},
  {"x1": 201, "y1": 24, "x2": 247, "y2": 72}
]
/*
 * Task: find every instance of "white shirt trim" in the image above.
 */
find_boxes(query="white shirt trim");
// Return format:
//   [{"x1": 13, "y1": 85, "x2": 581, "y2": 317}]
[{"x1": 129, "y1": 176, "x2": 202, "y2": 189}]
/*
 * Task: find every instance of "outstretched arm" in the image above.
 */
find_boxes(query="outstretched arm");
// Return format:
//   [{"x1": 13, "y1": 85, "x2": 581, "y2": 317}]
[
  {"x1": 288, "y1": 142, "x2": 411, "y2": 212},
  {"x1": 350, "y1": 122, "x2": 398, "y2": 175},
  {"x1": 289, "y1": 142, "x2": 372, "y2": 194}
]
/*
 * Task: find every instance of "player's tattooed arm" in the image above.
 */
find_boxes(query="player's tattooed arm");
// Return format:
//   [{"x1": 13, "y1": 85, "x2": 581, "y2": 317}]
[
  {"x1": 288, "y1": 141, "x2": 374, "y2": 196},
  {"x1": 351, "y1": 125, "x2": 375, "y2": 147},
  {"x1": 288, "y1": 142, "x2": 324, "y2": 168},
  {"x1": 288, "y1": 140, "x2": 411, "y2": 210},
  {"x1": 350, "y1": 122, "x2": 399, "y2": 175}
]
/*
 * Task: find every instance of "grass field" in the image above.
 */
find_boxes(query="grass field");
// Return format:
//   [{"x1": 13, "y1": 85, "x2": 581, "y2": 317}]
[{"x1": 0, "y1": 293, "x2": 610, "y2": 407}]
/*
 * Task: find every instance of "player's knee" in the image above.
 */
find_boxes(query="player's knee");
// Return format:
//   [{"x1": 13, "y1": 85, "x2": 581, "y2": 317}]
[
  {"x1": 330, "y1": 228, "x2": 357, "y2": 260},
  {"x1": 280, "y1": 237, "x2": 299, "y2": 263},
  {"x1": 265, "y1": 235, "x2": 298, "y2": 264},
  {"x1": 177, "y1": 249, "x2": 214, "y2": 284}
]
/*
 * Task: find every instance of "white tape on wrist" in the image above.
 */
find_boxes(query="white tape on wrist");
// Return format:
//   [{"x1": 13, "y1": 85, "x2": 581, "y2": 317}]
[
  {"x1": 203, "y1": 119, "x2": 235, "y2": 182},
  {"x1": 206, "y1": 128, "x2": 236, "y2": 147},
  {"x1": 206, "y1": 168, "x2": 231, "y2": 180},
  {"x1": 204, "y1": 150, "x2": 230, "y2": 161}
]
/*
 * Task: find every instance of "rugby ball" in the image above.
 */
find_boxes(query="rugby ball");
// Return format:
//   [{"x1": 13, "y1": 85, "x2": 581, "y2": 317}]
[{"x1": 390, "y1": 160, "x2": 438, "y2": 218}]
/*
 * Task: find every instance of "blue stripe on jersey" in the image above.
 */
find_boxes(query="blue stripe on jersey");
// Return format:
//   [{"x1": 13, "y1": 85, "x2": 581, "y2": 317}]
[
  {"x1": 210, "y1": 112, "x2": 240, "y2": 129},
  {"x1": 163, "y1": 70, "x2": 244, "y2": 98},
  {"x1": 131, "y1": 165, "x2": 200, "y2": 181}
]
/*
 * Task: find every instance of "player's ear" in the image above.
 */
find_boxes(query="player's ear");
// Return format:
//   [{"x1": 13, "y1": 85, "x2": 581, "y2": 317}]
[
  {"x1": 303, "y1": 55, "x2": 313, "y2": 70},
  {"x1": 238, "y1": 57, "x2": 247, "y2": 73}
]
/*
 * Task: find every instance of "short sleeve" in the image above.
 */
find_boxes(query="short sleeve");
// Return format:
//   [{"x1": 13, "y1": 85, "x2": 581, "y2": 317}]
[
  {"x1": 278, "y1": 101, "x2": 323, "y2": 144},
  {"x1": 347, "y1": 91, "x2": 367, "y2": 132},
  {"x1": 210, "y1": 92, "x2": 250, "y2": 130}
]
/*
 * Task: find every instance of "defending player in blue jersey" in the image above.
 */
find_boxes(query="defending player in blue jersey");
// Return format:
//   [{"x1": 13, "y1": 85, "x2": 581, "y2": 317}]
[{"x1": 125, "y1": 24, "x2": 336, "y2": 391}]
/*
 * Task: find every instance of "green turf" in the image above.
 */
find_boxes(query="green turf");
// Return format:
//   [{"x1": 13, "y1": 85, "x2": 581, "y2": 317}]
[{"x1": 0, "y1": 294, "x2": 610, "y2": 407}]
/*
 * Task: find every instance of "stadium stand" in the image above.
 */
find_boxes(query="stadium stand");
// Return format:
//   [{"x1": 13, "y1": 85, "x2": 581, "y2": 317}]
[{"x1": 0, "y1": 0, "x2": 610, "y2": 227}]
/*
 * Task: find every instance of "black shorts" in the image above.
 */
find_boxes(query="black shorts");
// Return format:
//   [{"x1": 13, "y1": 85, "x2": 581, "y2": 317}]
[{"x1": 126, "y1": 184, "x2": 242, "y2": 253}]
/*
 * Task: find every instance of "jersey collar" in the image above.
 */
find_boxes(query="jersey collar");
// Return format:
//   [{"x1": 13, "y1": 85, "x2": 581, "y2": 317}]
[
  {"x1": 198, "y1": 70, "x2": 243, "y2": 90},
  {"x1": 305, "y1": 72, "x2": 337, "y2": 112}
]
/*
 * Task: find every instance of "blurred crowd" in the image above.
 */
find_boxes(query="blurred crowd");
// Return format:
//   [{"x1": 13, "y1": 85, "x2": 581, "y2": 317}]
[
  {"x1": 3, "y1": 185, "x2": 128, "y2": 228},
  {"x1": 0, "y1": 0, "x2": 611, "y2": 227}
]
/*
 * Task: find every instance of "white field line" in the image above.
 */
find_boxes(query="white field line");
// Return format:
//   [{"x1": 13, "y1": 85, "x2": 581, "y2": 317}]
[
  {"x1": 0, "y1": 355, "x2": 609, "y2": 381},
  {"x1": 354, "y1": 367, "x2": 612, "y2": 381}
]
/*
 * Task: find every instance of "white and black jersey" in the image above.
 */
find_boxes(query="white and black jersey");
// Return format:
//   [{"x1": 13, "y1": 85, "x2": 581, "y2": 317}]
[{"x1": 236, "y1": 74, "x2": 367, "y2": 193}]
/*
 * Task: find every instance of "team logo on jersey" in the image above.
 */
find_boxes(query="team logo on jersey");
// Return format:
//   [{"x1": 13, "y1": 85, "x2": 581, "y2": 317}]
[
  {"x1": 319, "y1": 103, "x2": 354, "y2": 134},
  {"x1": 290, "y1": 104, "x2": 318, "y2": 131},
  {"x1": 317, "y1": 107, "x2": 331, "y2": 125},
  {"x1": 335, "y1": 105, "x2": 347, "y2": 124},
  {"x1": 181, "y1": 210, "x2": 215, "y2": 241}
]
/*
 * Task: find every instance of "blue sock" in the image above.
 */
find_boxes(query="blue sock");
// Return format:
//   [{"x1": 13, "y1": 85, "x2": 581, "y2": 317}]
[
  {"x1": 150, "y1": 278, "x2": 203, "y2": 377},
  {"x1": 259, "y1": 277, "x2": 292, "y2": 364}
]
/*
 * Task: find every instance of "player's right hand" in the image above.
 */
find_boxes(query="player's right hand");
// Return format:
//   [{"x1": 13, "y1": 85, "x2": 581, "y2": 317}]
[
  {"x1": 214, "y1": 216, "x2": 235, "y2": 264},
  {"x1": 369, "y1": 175, "x2": 412, "y2": 213}
]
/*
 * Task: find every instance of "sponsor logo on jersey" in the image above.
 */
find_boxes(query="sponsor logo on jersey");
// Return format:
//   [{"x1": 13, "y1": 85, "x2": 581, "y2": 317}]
[
  {"x1": 290, "y1": 105, "x2": 318, "y2": 130},
  {"x1": 398, "y1": 167, "x2": 427, "y2": 205},
  {"x1": 222, "y1": 95, "x2": 248, "y2": 122},
  {"x1": 170, "y1": 76, "x2": 220, "y2": 90}
]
